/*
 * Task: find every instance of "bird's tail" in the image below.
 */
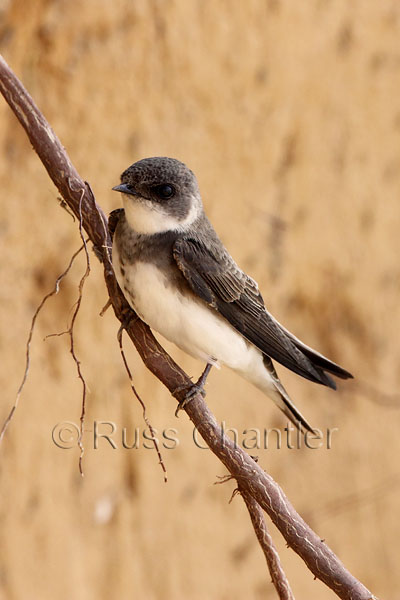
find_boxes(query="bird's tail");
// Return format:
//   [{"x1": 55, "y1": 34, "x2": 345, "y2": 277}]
[
  {"x1": 267, "y1": 377, "x2": 314, "y2": 433},
  {"x1": 259, "y1": 356, "x2": 314, "y2": 433}
]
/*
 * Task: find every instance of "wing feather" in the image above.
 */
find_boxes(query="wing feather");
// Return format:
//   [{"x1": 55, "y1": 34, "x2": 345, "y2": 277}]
[{"x1": 173, "y1": 237, "x2": 352, "y2": 387}]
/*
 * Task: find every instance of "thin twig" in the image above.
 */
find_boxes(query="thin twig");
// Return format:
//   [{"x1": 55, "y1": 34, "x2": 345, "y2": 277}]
[
  {"x1": 216, "y1": 471, "x2": 295, "y2": 598},
  {"x1": 43, "y1": 193, "x2": 92, "y2": 476},
  {"x1": 58, "y1": 196, "x2": 76, "y2": 222},
  {"x1": 0, "y1": 243, "x2": 85, "y2": 443},
  {"x1": 43, "y1": 200, "x2": 91, "y2": 476},
  {"x1": 99, "y1": 298, "x2": 112, "y2": 316},
  {"x1": 239, "y1": 485, "x2": 295, "y2": 600},
  {"x1": 70, "y1": 189, "x2": 91, "y2": 476},
  {"x1": 117, "y1": 327, "x2": 167, "y2": 483}
]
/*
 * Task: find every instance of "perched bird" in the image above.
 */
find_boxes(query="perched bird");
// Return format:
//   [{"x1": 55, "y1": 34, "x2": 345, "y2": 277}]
[{"x1": 112, "y1": 157, "x2": 352, "y2": 432}]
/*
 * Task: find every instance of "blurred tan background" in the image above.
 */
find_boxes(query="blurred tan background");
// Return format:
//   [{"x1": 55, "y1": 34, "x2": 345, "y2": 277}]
[{"x1": 0, "y1": 1, "x2": 399, "y2": 598}]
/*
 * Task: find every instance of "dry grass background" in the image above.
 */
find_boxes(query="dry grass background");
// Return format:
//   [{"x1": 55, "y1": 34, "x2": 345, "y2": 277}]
[{"x1": 0, "y1": 1, "x2": 399, "y2": 598}]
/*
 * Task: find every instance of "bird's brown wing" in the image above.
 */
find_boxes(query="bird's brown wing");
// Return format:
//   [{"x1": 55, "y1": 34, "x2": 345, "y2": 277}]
[
  {"x1": 173, "y1": 237, "x2": 352, "y2": 387},
  {"x1": 108, "y1": 208, "x2": 125, "y2": 242}
]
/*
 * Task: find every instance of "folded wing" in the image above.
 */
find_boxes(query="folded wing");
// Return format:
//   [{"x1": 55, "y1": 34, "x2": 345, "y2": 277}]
[{"x1": 173, "y1": 237, "x2": 353, "y2": 387}]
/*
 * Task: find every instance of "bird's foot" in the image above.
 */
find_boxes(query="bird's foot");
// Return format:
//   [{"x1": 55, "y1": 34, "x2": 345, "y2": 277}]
[
  {"x1": 174, "y1": 382, "x2": 206, "y2": 417},
  {"x1": 117, "y1": 310, "x2": 138, "y2": 341},
  {"x1": 174, "y1": 363, "x2": 213, "y2": 417}
]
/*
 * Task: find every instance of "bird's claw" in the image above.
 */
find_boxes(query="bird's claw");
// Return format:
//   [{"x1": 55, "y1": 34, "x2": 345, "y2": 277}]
[
  {"x1": 174, "y1": 382, "x2": 206, "y2": 417},
  {"x1": 174, "y1": 363, "x2": 213, "y2": 417}
]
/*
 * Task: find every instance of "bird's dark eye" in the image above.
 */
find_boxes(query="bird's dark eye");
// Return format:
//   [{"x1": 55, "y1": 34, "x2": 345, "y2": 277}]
[{"x1": 153, "y1": 184, "x2": 175, "y2": 199}]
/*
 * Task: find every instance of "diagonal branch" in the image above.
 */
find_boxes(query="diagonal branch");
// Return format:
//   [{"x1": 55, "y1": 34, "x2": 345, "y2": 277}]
[{"x1": 0, "y1": 54, "x2": 375, "y2": 600}]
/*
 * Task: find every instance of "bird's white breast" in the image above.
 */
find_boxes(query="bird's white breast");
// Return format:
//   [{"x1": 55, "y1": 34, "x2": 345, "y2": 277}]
[
  {"x1": 113, "y1": 244, "x2": 277, "y2": 398},
  {"x1": 113, "y1": 246, "x2": 254, "y2": 369}
]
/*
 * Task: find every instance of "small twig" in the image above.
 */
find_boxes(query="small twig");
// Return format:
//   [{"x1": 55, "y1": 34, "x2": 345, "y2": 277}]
[
  {"x1": 239, "y1": 485, "x2": 295, "y2": 600},
  {"x1": 58, "y1": 196, "x2": 76, "y2": 222},
  {"x1": 44, "y1": 194, "x2": 92, "y2": 475},
  {"x1": 0, "y1": 243, "x2": 85, "y2": 443},
  {"x1": 100, "y1": 298, "x2": 112, "y2": 316},
  {"x1": 41, "y1": 206, "x2": 90, "y2": 475},
  {"x1": 70, "y1": 189, "x2": 91, "y2": 476},
  {"x1": 217, "y1": 471, "x2": 295, "y2": 597},
  {"x1": 44, "y1": 199, "x2": 91, "y2": 476},
  {"x1": 215, "y1": 474, "x2": 234, "y2": 485},
  {"x1": 117, "y1": 327, "x2": 167, "y2": 482}
]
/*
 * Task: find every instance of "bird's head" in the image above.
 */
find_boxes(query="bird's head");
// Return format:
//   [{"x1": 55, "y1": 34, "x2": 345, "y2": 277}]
[{"x1": 112, "y1": 157, "x2": 202, "y2": 234}]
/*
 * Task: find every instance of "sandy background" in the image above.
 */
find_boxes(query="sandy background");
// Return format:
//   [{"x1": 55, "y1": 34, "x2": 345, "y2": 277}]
[{"x1": 1, "y1": 1, "x2": 399, "y2": 598}]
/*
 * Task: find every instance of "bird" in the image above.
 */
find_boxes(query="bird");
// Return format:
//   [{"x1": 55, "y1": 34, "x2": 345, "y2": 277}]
[{"x1": 111, "y1": 156, "x2": 353, "y2": 432}]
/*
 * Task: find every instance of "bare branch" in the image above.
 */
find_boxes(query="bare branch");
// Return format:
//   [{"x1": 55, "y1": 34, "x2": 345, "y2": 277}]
[
  {"x1": 184, "y1": 396, "x2": 375, "y2": 600},
  {"x1": 0, "y1": 55, "x2": 376, "y2": 600},
  {"x1": 239, "y1": 485, "x2": 295, "y2": 600}
]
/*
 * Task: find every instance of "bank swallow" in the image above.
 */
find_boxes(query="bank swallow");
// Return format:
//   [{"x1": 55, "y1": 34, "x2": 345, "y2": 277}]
[{"x1": 112, "y1": 157, "x2": 352, "y2": 432}]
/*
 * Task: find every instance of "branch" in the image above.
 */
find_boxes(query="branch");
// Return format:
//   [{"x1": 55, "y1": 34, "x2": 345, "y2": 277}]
[
  {"x1": 0, "y1": 54, "x2": 375, "y2": 600},
  {"x1": 239, "y1": 485, "x2": 295, "y2": 600}
]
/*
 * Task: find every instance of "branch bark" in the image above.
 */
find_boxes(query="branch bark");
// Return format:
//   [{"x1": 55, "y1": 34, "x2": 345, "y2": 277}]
[
  {"x1": 239, "y1": 484, "x2": 295, "y2": 600},
  {"x1": 0, "y1": 54, "x2": 375, "y2": 600}
]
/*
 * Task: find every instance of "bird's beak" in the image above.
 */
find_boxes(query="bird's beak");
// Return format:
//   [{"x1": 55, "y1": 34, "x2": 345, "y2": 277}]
[{"x1": 112, "y1": 183, "x2": 137, "y2": 196}]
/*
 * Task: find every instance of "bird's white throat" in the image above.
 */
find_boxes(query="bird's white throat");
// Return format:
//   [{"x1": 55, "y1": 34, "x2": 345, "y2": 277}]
[{"x1": 123, "y1": 193, "x2": 201, "y2": 235}]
